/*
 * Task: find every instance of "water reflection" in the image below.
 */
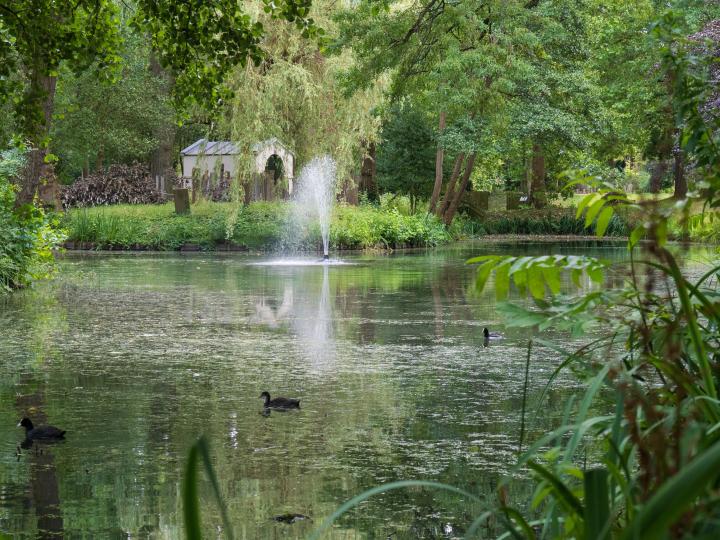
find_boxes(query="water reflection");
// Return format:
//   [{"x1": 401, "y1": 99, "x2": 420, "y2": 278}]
[
  {"x1": 16, "y1": 384, "x2": 64, "y2": 539},
  {"x1": 0, "y1": 242, "x2": 713, "y2": 538},
  {"x1": 251, "y1": 265, "x2": 336, "y2": 371},
  {"x1": 291, "y1": 265, "x2": 336, "y2": 371}
]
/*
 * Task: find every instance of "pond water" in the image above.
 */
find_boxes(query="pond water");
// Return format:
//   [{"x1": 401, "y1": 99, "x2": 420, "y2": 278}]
[{"x1": 0, "y1": 241, "x2": 714, "y2": 539}]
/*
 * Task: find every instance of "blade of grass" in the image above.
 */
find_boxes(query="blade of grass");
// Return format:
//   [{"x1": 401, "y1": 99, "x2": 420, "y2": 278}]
[
  {"x1": 183, "y1": 437, "x2": 234, "y2": 540},
  {"x1": 584, "y1": 468, "x2": 610, "y2": 540},
  {"x1": 620, "y1": 441, "x2": 720, "y2": 539},
  {"x1": 527, "y1": 461, "x2": 584, "y2": 517},
  {"x1": 183, "y1": 439, "x2": 202, "y2": 540},
  {"x1": 309, "y1": 480, "x2": 482, "y2": 540},
  {"x1": 519, "y1": 340, "x2": 532, "y2": 455}
]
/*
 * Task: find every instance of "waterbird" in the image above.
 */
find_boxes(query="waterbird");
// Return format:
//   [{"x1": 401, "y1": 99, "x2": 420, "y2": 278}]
[
  {"x1": 483, "y1": 328, "x2": 503, "y2": 340},
  {"x1": 273, "y1": 513, "x2": 311, "y2": 524},
  {"x1": 260, "y1": 391, "x2": 300, "y2": 409},
  {"x1": 18, "y1": 417, "x2": 66, "y2": 440}
]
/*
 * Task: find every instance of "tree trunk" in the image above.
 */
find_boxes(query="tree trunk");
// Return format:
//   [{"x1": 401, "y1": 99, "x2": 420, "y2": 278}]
[
  {"x1": 673, "y1": 135, "x2": 686, "y2": 199},
  {"x1": 360, "y1": 141, "x2": 378, "y2": 202},
  {"x1": 428, "y1": 111, "x2": 447, "y2": 214},
  {"x1": 149, "y1": 53, "x2": 176, "y2": 191},
  {"x1": 95, "y1": 146, "x2": 105, "y2": 172},
  {"x1": 525, "y1": 151, "x2": 532, "y2": 194},
  {"x1": 649, "y1": 160, "x2": 668, "y2": 193},
  {"x1": 16, "y1": 68, "x2": 57, "y2": 207},
  {"x1": 443, "y1": 153, "x2": 477, "y2": 226},
  {"x1": 530, "y1": 143, "x2": 545, "y2": 193},
  {"x1": 437, "y1": 152, "x2": 466, "y2": 217}
]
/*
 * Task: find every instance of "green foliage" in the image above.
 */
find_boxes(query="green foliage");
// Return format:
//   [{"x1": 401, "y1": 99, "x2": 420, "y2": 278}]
[
  {"x1": 0, "y1": 149, "x2": 64, "y2": 292},
  {"x1": 51, "y1": 31, "x2": 175, "y2": 181},
  {"x1": 376, "y1": 103, "x2": 436, "y2": 203},
  {"x1": 62, "y1": 201, "x2": 452, "y2": 251},
  {"x1": 475, "y1": 208, "x2": 628, "y2": 237},
  {"x1": 462, "y1": 10, "x2": 720, "y2": 535},
  {"x1": 467, "y1": 254, "x2": 608, "y2": 302},
  {"x1": 322, "y1": 5, "x2": 720, "y2": 538},
  {"x1": 0, "y1": 0, "x2": 319, "y2": 136},
  {"x1": 0, "y1": 1, "x2": 124, "y2": 139},
  {"x1": 331, "y1": 204, "x2": 450, "y2": 249},
  {"x1": 336, "y1": 0, "x2": 606, "y2": 196},
  {"x1": 222, "y1": 0, "x2": 381, "y2": 184}
]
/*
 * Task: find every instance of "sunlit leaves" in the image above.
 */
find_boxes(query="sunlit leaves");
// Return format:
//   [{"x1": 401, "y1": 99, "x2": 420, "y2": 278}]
[
  {"x1": 0, "y1": 0, "x2": 320, "y2": 140},
  {"x1": 467, "y1": 253, "x2": 609, "y2": 300}
]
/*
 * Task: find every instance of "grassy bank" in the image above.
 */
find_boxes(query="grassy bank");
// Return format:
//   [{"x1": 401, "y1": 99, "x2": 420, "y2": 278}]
[
  {"x1": 61, "y1": 201, "x2": 455, "y2": 251},
  {"x1": 60, "y1": 199, "x2": 717, "y2": 252}
]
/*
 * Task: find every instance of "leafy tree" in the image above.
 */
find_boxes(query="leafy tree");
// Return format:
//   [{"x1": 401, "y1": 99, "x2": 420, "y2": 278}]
[
  {"x1": 221, "y1": 0, "x2": 381, "y2": 188},
  {"x1": 50, "y1": 31, "x2": 174, "y2": 183},
  {"x1": 586, "y1": 0, "x2": 720, "y2": 196},
  {"x1": 375, "y1": 104, "x2": 436, "y2": 212},
  {"x1": 0, "y1": 148, "x2": 61, "y2": 292},
  {"x1": 336, "y1": 0, "x2": 605, "y2": 219},
  {"x1": 0, "y1": 0, "x2": 317, "y2": 205}
]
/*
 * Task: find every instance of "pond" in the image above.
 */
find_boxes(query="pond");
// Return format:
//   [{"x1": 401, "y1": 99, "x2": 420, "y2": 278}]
[{"x1": 0, "y1": 241, "x2": 713, "y2": 538}]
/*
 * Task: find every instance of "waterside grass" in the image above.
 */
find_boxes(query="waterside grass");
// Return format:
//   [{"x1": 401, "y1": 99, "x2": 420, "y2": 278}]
[{"x1": 61, "y1": 201, "x2": 455, "y2": 251}]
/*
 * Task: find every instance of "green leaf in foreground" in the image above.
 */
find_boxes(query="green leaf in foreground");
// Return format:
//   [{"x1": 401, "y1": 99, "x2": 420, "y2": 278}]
[
  {"x1": 309, "y1": 480, "x2": 483, "y2": 539},
  {"x1": 621, "y1": 441, "x2": 720, "y2": 539},
  {"x1": 183, "y1": 436, "x2": 235, "y2": 540}
]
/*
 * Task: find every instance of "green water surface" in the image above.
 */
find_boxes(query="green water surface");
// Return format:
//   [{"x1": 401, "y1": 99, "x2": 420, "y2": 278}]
[{"x1": 1, "y1": 241, "x2": 710, "y2": 539}]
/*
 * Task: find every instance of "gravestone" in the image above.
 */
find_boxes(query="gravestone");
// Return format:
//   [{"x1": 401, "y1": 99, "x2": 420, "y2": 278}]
[
  {"x1": 488, "y1": 192, "x2": 506, "y2": 211},
  {"x1": 174, "y1": 188, "x2": 191, "y2": 215},
  {"x1": 460, "y1": 191, "x2": 490, "y2": 217}
]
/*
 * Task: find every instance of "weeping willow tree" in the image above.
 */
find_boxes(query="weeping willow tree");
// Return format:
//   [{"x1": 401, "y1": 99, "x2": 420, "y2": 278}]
[{"x1": 221, "y1": 0, "x2": 383, "y2": 187}]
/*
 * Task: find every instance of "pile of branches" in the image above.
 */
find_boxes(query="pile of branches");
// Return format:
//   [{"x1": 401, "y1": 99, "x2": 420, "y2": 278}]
[{"x1": 62, "y1": 163, "x2": 177, "y2": 208}]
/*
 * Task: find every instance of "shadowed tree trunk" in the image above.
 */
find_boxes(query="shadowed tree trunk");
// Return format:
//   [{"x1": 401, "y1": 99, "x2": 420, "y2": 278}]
[
  {"x1": 437, "y1": 152, "x2": 466, "y2": 217},
  {"x1": 673, "y1": 135, "x2": 687, "y2": 199},
  {"x1": 649, "y1": 160, "x2": 669, "y2": 193},
  {"x1": 360, "y1": 141, "x2": 378, "y2": 202},
  {"x1": 428, "y1": 111, "x2": 446, "y2": 213},
  {"x1": 16, "y1": 68, "x2": 57, "y2": 207},
  {"x1": 530, "y1": 143, "x2": 545, "y2": 193},
  {"x1": 95, "y1": 146, "x2": 104, "y2": 172},
  {"x1": 443, "y1": 153, "x2": 477, "y2": 226},
  {"x1": 149, "y1": 53, "x2": 176, "y2": 192}
]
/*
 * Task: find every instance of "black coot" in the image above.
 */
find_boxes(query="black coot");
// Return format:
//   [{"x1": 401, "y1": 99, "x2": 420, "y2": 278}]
[
  {"x1": 18, "y1": 417, "x2": 66, "y2": 440},
  {"x1": 483, "y1": 328, "x2": 503, "y2": 340},
  {"x1": 260, "y1": 391, "x2": 300, "y2": 409}
]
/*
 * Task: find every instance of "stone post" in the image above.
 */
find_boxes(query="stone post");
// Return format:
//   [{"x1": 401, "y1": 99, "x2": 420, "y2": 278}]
[{"x1": 174, "y1": 188, "x2": 191, "y2": 215}]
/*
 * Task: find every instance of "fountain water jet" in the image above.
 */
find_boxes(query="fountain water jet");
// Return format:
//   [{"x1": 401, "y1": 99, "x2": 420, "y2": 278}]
[{"x1": 292, "y1": 156, "x2": 337, "y2": 259}]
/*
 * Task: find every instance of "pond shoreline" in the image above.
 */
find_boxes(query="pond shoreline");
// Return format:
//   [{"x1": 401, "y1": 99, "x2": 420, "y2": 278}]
[{"x1": 57, "y1": 234, "x2": 634, "y2": 256}]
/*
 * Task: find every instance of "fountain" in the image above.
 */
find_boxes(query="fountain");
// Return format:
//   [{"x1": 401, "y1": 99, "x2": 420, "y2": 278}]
[
  {"x1": 251, "y1": 155, "x2": 350, "y2": 266},
  {"x1": 292, "y1": 155, "x2": 337, "y2": 260}
]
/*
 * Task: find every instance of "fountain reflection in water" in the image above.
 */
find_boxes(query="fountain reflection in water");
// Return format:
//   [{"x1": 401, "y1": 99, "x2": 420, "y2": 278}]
[
  {"x1": 251, "y1": 266, "x2": 336, "y2": 370},
  {"x1": 291, "y1": 265, "x2": 335, "y2": 371}
]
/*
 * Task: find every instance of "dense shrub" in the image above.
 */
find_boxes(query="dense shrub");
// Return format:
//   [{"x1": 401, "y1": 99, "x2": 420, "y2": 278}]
[
  {"x1": 474, "y1": 208, "x2": 629, "y2": 237},
  {"x1": 331, "y1": 205, "x2": 450, "y2": 249},
  {"x1": 0, "y1": 149, "x2": 64, "y2": 292}
]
